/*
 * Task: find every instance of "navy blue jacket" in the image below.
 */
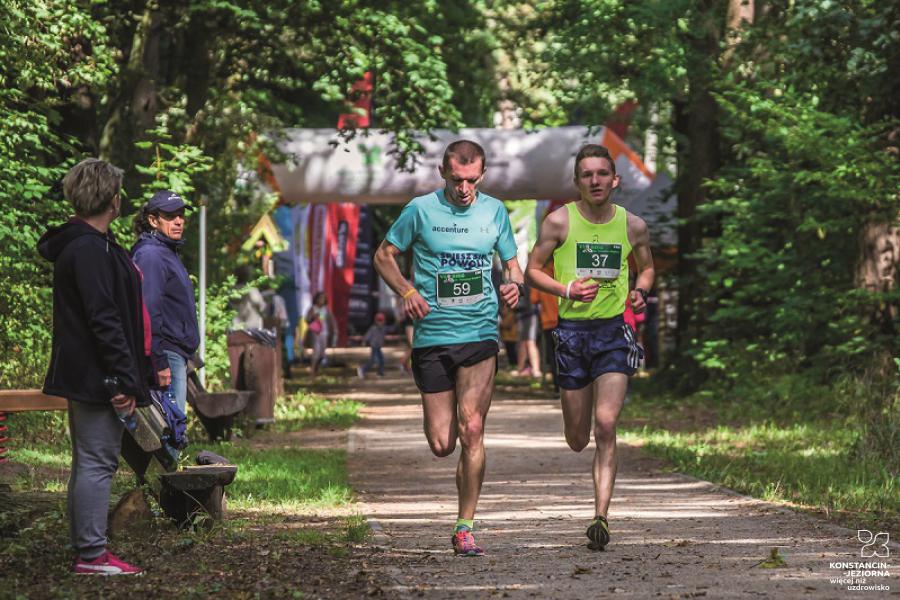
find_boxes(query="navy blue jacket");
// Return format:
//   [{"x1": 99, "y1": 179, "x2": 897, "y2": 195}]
[
  {"x1": 131, "y1": 232, "x2": 199, "y2": 372},
  {"x1": 38, "y1": 220, "x2": 152, "y2": 406}
]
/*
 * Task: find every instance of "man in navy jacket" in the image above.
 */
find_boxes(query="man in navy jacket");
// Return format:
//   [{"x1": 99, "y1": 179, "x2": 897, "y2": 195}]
[{"x1": 131, "y1": 190, "x2": 199, "y2": 413}]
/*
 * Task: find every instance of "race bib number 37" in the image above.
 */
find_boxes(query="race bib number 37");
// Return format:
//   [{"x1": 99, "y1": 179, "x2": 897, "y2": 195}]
[
  {"x1": 436, "y1": 270, "x2": 484, "y2": 307},
  {"x1": 575, "y1": 243, "x2": 622, "y2": 279}
]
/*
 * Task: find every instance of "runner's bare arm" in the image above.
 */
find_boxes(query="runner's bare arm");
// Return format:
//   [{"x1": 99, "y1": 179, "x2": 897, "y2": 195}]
[
  {"x1": 627, "y1": 212, "x2": 655, "y2": 314},
  {"x1": 498, "y1": 257, "x2": 524, "y2": 308},
  {"x1": 373, "y1": 240, "x2": 431, "y2": 320},
  {"x1": 526, "y1": 207, "x2": 598, "y2": 302}
]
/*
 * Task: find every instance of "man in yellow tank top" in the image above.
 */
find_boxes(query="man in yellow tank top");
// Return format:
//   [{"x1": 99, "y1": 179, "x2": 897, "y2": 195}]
[{"x1": 526, "y1": 144, "x2": 655, "y2": 551}]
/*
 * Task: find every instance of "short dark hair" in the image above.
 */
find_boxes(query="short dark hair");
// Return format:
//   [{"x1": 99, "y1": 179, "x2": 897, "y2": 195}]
[
  {"x1": 442, "y1": 140, "x2": 486, "y2": 172},
  {"x1": 63, "y1": 158, "x2": 123, "y2": 217},
  {"x1": 574, "y1": 144, "x2": 616, "y2": 178}
]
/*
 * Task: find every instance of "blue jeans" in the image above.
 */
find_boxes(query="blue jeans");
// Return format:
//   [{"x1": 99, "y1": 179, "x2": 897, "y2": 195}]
[
  {"x1": 362, "y1": 346, "x2": 384, "y2": 376},
  {"x1": 163, "y1": 350, "x2": 187, "y2": 414}
]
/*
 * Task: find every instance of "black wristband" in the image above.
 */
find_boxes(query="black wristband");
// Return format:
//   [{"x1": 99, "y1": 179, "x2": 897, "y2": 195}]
[
  {"x1": 635, "y1": 287, "x2": 649, "y2": 303},
  {"x1": 514, "y1": 282, "x2": 525, "y2": 297}
]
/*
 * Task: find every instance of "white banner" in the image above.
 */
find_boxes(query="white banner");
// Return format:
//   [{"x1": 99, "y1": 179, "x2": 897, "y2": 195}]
[{"x1": 269, "y1": 126, "x2": 627, "y2": 205}]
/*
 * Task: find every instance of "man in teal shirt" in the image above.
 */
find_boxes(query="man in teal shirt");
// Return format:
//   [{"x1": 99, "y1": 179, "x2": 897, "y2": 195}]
[{"x1": 374, "y1": 140, "x2": 524, "y2": 556}]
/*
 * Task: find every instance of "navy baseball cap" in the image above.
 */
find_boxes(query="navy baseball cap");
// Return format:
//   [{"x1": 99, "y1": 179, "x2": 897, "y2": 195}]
[{"x1": 146, "y1": 190, "x2": 191, "y2": 213}]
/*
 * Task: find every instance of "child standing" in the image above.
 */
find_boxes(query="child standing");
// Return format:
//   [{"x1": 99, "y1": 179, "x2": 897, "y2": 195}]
[{"x1": 357, "y1": 312, "x2": 387, "y2": 378}]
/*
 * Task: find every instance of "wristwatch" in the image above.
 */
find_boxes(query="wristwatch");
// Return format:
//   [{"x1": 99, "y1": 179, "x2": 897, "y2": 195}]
[{"x1": 635, "y1": 287, "x2": 649, "y2": 303}]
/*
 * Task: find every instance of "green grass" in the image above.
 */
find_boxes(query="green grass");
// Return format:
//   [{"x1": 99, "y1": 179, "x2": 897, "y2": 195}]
[
  {"x1": 621, "y1": 380, "x2": 899, "y2": 531},
  {"x1": 209, "y1": 442, "x2": 353, "y2": 510},
  {"x1": 274, "y1": 390, "x2": 363, "y2": 432}
]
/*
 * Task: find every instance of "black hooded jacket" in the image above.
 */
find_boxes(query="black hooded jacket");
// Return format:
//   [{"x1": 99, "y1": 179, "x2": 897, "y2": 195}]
[{"x1": 38, "y1": 219, "x2": 152, "y2": 406}]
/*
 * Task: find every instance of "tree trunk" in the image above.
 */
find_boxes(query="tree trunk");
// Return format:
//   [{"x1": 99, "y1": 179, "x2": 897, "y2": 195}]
[
  {"x1": 98, "y1": 2, "x2": 162, "y2": 202},
  {"x1": 183, "y1": 12, "x2": 212, "y2": 144},
  {"x1": 856, "y1": 221, "x2": 900, "y2": 334},
  {"x1": 673, "y1": 1, "x2": 754, "y2": 359},
  {"x1": 673, "y1": 3, "x2": 722, "y2": 356}
]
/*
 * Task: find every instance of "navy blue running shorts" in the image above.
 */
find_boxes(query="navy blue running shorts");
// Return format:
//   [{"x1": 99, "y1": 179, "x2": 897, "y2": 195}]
[
  {"x1": 411, "y1": 340, "x2": 499, "y2": 394},
  {"x1": 553, "y1": 315, "x2": 642, "y2": 390}
]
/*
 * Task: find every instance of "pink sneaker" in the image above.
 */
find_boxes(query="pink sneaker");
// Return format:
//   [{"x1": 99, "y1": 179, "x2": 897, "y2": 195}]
[
  {"x1": 452, "y1": 528, "x2": 485, "y2": 556},
  {"x1": 73, "y1": 550, "x2": 144, "y2": 575}
]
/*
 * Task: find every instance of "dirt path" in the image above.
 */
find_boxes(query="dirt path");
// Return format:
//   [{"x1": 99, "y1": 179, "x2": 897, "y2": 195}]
[{"x1": 320, "y1": 348, "x2": 899, "y2": 599}]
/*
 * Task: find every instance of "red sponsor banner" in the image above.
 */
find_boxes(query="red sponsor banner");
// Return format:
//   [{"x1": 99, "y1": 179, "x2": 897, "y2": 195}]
[
  {"x1": 328, "y1": 203, "x2": 360, "y2": 346},
  {"x1": 326, "y1": 73, "x2": 370, "y2": 345},
  {"x1": 307, "y1": 204, "x2": 331, "y2": 301},
  {"x1": 337, "y1": 72, "x2": 373, "y2": 129}
]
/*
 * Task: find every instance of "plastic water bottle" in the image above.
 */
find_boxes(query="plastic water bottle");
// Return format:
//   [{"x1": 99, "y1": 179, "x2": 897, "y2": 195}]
[{"x1": 103, "y1": 376, "x2": 137, "y2": 432}]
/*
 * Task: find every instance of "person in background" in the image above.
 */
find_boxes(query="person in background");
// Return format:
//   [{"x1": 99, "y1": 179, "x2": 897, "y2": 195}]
[
  {"x1": 131, "y1": 190, "x2": 199, "y2": 414},
  {"x1": 305, "y1": 291, "x2": 335, "y2": 380},
  {"x1": 357, "y1": 312, "x2": 387, "y2": 378},
  {"x1": 498, "y1": 303, "x2": 519, "y2": 368},
  {"x1": 39, "y1": 158, "x2": 151, "y2": 575},
  {"x1": 513, "y1": 284, "x2": 542, "y2": 378},
  {"x1": 233, "y1": 264, "x2": 267, "y2": 330},
  {"x1": 397, "y1": 311, "x2": 414, "y2": 375},
  {"x1": 535, "y1": 260, "x2": 560, "y2": 391}
]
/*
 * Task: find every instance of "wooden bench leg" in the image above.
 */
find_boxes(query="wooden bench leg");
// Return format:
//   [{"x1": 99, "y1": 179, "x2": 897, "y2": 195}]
[
  {"x1": 159, "y1": 482, "x2": 227, "y2": 528},
  {"x1": 0, "y1": 413, "x2": 7, "y2": 463}
]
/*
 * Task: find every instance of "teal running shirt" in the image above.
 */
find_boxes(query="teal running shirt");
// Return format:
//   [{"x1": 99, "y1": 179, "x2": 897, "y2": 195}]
[{"x1": 385, "y1": 189, "x2": 518, "y2": 348}]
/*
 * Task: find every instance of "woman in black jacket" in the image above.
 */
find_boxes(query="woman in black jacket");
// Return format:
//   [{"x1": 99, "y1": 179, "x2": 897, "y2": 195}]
[{"x1": 38, "y1": 158, "x2": 150, "y2": 575}]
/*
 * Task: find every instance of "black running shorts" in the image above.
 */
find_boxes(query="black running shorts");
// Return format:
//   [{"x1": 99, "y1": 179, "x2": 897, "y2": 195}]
[{"x1": 411, "y1": 340, "x2": 499, "y2": 393}]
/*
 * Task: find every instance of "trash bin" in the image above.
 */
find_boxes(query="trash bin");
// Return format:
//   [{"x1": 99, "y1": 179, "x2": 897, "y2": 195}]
[{"x1": 227, "y1": 329, "x2": 282, "y2": 425}]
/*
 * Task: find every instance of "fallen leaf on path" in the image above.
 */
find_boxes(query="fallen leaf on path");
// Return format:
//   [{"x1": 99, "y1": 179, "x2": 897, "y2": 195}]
[{"x1": 753, "y1": 547, "x2": 787, "y2": 568}]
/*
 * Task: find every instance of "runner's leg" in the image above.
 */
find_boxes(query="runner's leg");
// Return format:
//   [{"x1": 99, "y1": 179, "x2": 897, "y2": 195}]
[
  {"x1": 421, "y1": 390, "x2": 458, "y2": 458},
  {"x1": 560, "y1": 384, "x2": 594, "y2": 452},
  {"x1": 591, "y1": 372, "x2": 627, "y2": 517},
  {"x1": 454, "y1": 355, "x2": 495, "y2": 520}
]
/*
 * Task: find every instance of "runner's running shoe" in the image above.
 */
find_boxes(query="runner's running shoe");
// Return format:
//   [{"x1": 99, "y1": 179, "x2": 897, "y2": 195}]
[
  {"x1": 73, "y1": 550, "x2": 144, "y2": 575},
  {"x1": 452, "y1": 527, "x2": 485, "y2": 556},
  {"x1": 586, "y1": 515, "x2": 610, "y2": 551}
]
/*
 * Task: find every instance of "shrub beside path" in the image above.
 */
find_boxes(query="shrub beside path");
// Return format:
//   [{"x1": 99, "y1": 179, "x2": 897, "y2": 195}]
[{"x1": 328, "y1": 358, "x2": 898, "y2": 599}]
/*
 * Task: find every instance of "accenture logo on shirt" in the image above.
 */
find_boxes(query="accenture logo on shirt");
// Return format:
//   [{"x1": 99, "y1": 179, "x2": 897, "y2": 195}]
[{"x1": 432, "y1": 223, "x2": 469, "y2": 234}]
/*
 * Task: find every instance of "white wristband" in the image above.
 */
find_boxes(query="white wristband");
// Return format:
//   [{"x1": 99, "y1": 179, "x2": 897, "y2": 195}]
[{"x1": 565, "y1": 280, "x2": 573, "y2": 300}]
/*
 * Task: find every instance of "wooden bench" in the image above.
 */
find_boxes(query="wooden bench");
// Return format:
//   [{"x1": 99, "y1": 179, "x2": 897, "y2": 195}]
[
  {"x1": 0, "y1": 388, "x2": 237, "y2": 528},
  {"x1": 0, "y1": 389, "x2": 68, "y2": 413},
  {"x1": 0, "y1": 390, "x2": 67, "y2": 465}
]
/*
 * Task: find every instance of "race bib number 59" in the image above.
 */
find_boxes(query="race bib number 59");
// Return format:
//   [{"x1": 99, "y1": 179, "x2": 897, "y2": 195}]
[
  {"x1": 436, "y1": 270, "x2": 484, "y2": 307},
  {"x1": 575, "y1": 242, "x2": 622, "y2": 279}
]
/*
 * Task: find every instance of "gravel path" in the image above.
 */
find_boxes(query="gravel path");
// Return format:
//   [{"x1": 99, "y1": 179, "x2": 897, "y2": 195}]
[{"x1": 330, "y1": 349, "x2": 899, "y2": 599}]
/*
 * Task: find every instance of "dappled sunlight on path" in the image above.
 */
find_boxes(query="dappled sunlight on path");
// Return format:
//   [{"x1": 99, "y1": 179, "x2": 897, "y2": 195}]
[{"x1": 314, "y1": 348, "x2": 897, "y2": 598}]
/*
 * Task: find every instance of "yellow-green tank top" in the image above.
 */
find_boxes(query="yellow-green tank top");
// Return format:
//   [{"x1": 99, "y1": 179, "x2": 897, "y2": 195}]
[{"x1": 553, "y1": 203, "x2": 631, "y2": 320}]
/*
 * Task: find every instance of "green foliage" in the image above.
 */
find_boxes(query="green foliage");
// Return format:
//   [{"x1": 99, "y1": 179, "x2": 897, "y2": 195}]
[
  {"x1": 275, "y1": 390, "x2": 363, "y2": 431},
  {"x1": 0, "y1": 1, "x2": 114, "y2": 387},
  {"x1": 201, "y1": 275, "x2": 241, "y2": 391},
  {"x1": 2, "y1": 0, "x2": 491, "y2": 389},
  {"x1": 622, "y1": 380, "x2": 899, "y2": 531},
  {"x1": 134, "y1": 125, "x2": 214, "y2": 200},
  {"x1": 698, "y1": 87, "x2": 899, "y2": 375}
]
